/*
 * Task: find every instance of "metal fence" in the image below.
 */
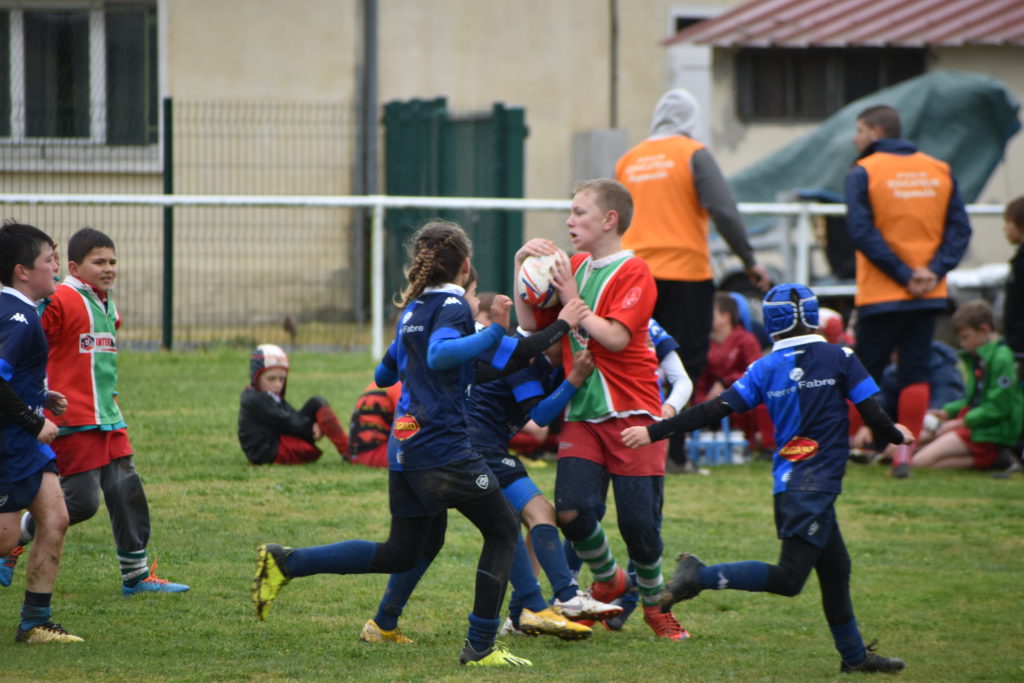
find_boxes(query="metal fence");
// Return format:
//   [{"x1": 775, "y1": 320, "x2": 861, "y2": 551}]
[{"x1": 0, "y1": 99, "x2": 358, "y2": 350}]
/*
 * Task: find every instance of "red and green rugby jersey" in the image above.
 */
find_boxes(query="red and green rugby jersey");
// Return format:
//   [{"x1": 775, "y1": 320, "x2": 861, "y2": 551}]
[
  {"x1": 563, "y1": 251, "x2": 662, "y2": 422},
  {"x1": 41, "y1": 276, "x2": 124, "y2": 429}
]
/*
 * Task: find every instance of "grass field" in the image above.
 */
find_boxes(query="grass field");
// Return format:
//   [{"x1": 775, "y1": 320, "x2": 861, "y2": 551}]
[{"x1": 2, "y1": 348, "x2": 1022, "y2": 681}]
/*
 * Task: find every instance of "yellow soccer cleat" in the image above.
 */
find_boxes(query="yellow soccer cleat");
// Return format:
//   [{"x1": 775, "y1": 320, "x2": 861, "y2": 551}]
[
  {"x1": 15, "y1": 622, "x2": 84, "y2": 644},
  {"x1": 518, "y1": 607, "x2": 592, "y2": 641},
  {"x1": 459, "y1": 640, "x2": 532, "y2": 667},
  {"x1": 252, "y1": 543, "x2": 292, "y2": 621},
  {"x1": 359, "y1": 619, "x2": 414, "y2": 644}
]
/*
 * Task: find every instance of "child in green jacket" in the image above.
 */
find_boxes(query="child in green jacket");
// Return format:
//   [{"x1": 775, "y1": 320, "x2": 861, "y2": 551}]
[{"x1": 911, "y1": 299, "x2": 1023, "y2": 471}]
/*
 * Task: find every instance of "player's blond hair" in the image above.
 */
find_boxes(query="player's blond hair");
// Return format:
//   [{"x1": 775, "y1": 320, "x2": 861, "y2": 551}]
[{"x1": 573, "y1": 178, "x2": 633, "y2": 234}]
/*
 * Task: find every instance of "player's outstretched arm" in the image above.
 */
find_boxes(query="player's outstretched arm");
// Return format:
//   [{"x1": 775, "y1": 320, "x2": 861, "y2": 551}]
[{"x1": 622, "y1": 396, "x2": 735, "y2": 449}]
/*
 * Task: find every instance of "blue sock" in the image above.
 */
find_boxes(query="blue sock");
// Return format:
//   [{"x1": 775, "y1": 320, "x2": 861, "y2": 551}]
[
  {"x1": 699, "y1": 561, "x2": 769, "y2": 591},
  {"x1": 830, "y1": 618, "x2": 866, "y2": 666},
  {"x1": 374, "y1": 554, "x2": 432, "y2": 631},
  {"x1": 563, "y1": 537, "x2": 582, "y2": 577},
  {"x1": 530, "y1": 524, "x2": 578, "y2": 602},
  {"x1": 466, "y1": 612, "x2": 500, "y2": 653},
  {"x1": 286, "y1": 540, "x2": 377, "y2": 577},
  {"x1": 510, "y1": 533, "x2": 547, "y2": 614},
  {"x1": 20, "y1": 591, "x2": 52, "y2": 631}
]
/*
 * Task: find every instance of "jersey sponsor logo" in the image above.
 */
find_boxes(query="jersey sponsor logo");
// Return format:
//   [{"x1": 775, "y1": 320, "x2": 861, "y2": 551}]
[
  {"x1": 402, "y1": 311, "x2": 413, "y2": 324},
  {"x1": 9, "y1": 312, "x2": 28, "y2": 325},
  {"x1": 475, "y1": 474, "x2": 491, "y2": 490},
  {"x1": 789, "y1": 367, "x2": 804, "y2": 381},
  {"x1": 442, "y1": 296, "x2": 463, "y2": 307},
  {"x1": 779, "y1": 435, "x2": 819, "y2": 462},
  {"x1": 621, "y1": 287, "x2": 642, "y2": 309},
  {"x1": 401, "y1": 324, "x2": 425, "y2": 334},
  {"x1": 392, "y1": 414, "x2": 421, "y2": 441},
  {"x1": 79, "y1": 332, "x2": 117, "y2": 353},
  {"x1": 797, "y1": 378, "x2": 835, "y2": 389}
]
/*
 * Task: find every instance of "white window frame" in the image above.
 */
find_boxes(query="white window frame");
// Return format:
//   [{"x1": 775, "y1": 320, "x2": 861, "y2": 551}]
[{"x1": 0, "y1": 0, "x2": 161, "y2": 173}]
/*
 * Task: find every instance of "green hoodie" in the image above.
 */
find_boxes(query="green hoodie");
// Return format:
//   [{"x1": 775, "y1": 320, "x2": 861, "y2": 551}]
[{"x1": 942, "y1": 338, "x2": 1023, "y2": 446}]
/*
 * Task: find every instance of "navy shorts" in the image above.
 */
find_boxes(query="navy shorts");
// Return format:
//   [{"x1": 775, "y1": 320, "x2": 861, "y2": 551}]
[
  {"x1": 773, "y1": 490, "x2": 838, "y2": 549},
  {"x1": 0, "y1": 461, "x2": 58, "y2": 514},
  {"x1": 389, "y1": 455, "x2": 499, "y2": 518}
]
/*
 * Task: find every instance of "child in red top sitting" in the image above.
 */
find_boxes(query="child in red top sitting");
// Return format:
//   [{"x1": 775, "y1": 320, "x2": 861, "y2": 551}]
[{"x1": 694, "y1": 293, "x2": 764, "y2": 449}]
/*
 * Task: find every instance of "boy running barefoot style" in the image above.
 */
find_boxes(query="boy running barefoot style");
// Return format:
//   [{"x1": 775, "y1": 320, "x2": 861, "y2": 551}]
[
  {"x1": 0, "y1": 221, "x2": 82, "y2": 643},
  {"x1": 2, "y1": 228, "x2": 188, "y2": 596},
  {"x1": 622, "y1": 283, "x2": 910, "y2": 675},
  {"x1": 515, "y1": 178, "x2": 689, "y2": 640}
]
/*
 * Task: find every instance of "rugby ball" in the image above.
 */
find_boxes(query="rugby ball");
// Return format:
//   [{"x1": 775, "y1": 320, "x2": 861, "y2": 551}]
[{"x1": 517, "y1": 250, "x2": 568, "y2": 309}]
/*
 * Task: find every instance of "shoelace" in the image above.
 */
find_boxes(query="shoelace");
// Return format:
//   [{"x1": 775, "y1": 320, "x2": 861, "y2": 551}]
[
  {"x1": 3, "y1": 546, "x2": 25, "y2": 566},
  {"x1": 140, "y1": 555, "x2": 170, "y2": 584}
]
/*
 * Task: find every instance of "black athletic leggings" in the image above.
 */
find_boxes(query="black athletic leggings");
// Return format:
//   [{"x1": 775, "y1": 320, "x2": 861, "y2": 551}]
[
  {"x1": 765, "y1": 525, "x2": 855, "y2": 627},
  {"x1": 370, "y1": 488, "x2": 518, "y2": 620}
]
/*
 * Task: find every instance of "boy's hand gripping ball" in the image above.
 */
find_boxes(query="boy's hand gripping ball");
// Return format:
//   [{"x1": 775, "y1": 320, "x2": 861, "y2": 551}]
[{"x1": 517, "y1": 249, "x2": 568, "y2": 309}]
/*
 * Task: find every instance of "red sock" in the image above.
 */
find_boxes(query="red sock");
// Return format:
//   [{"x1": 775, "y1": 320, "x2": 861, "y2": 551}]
[
  {"x1": 315, "y1": 405, "x2": 350, "y2": 459},
  {"x1": 897, "y1": 382, "x2": 930, "y2": 442}
]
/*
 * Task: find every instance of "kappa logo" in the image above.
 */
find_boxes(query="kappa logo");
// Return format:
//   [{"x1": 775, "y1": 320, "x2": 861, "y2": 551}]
[
  {"x1": 475, "y1": 474, "x2": 491, "y2": 490},
  {"x1": 9, "y1": 312, "x2": 28, "y2": 325},
  {"x1": 442, "y1": 296, "x2": 462, "y2": 307},
  {"x1": 789, "y1": 367, "x2": 804, "y2": 381}
]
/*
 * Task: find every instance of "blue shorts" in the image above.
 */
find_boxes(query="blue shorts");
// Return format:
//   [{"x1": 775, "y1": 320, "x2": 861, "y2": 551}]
[
  {"x1": 0, "y1": 461, "x2": 58, "y2": 513},
  {"x1": 773, "y1": 490, "x2": 837, "y2": 549},
  {"x1": 479, "y1": 448, "x2": 539, "y2": 514},
  {"x1": 389, "y1": 455, "x2": 499, "y2": 518}
]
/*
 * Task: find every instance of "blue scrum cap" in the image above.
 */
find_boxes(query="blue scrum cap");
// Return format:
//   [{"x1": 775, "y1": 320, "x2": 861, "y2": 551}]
[{"x1": 762, "y1": 283, "x2": 819, "y2": 337}]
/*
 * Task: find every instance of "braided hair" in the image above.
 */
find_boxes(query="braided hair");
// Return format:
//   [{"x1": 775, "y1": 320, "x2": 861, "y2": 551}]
[{"x1": 395, "y1": 220, "x2": 472, "y2": 308}]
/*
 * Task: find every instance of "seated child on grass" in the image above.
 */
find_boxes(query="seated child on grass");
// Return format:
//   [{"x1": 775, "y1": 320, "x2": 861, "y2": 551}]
[
  {"x1": 911, "y1": 299, "x2": 1023, "y2": 471},
  {"x1": 238, "y1": 344, "x2": 349, "y2": 465}
]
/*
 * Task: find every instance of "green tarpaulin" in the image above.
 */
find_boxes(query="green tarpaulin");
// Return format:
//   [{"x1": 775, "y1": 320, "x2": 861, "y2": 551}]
[{"x1": 728, "y1": 70, "x2": 1021, "y2": 215}]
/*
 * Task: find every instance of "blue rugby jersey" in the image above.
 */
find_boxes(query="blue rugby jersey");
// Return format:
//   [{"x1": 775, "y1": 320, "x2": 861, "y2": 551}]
[
  {"x1": 0, "y1": 287, "x2": 56, "y2": 483},
  {"x1": 376, "y1": 284, "x2": 503, "y2": 471},
  {"x1": 466, "y1": 352, "x2": 555, "y2": 453},
  {"x1": 648, "y1": 318, "x2": 680, "y2": 363},
  {"x1": 721, "y1": 334, "x2": 878, "y2": 495}
]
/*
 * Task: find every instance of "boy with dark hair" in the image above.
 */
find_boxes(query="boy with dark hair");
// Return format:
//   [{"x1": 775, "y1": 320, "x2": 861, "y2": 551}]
[
  {"x1": 912, "y1": 299, "x2": 1023, "y2": 471},
  {"x1": 1, "y1": 227, "x2": 188, "y2": 596},
  {"x1": 623, "y1": 283, "x2": 911, "y2": 674},
  {"x1": 844, "y1": 104, "x2": 971, "y2": 472},
  {"x1": 514, "y1": 178, "x2": 689, "y2": 640},
  {"x1": 0, "y1": 221, "x2": 82, "y2": 643}
]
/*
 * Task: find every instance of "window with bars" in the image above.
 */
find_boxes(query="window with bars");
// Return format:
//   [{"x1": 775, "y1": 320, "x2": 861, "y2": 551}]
[
  {"x1": 736, "y1": 47, "x2": 926, "y2": 122},
  {"x1": 0, "y1": 2, "x2": 157, "y2": 145}
]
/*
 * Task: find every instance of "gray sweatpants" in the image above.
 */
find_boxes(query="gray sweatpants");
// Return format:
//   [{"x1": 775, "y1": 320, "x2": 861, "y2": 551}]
[{"x1": 24, "y1": 456, "x2": 151, "y2": 553}]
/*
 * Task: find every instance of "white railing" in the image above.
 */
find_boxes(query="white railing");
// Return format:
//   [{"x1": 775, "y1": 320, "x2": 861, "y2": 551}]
[{"x1": 0, "y1": 193, "x2": 1004, "y2": 356}]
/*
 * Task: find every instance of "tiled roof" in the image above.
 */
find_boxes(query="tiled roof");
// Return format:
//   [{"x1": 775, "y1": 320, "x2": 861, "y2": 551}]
[{"x1": 664, "y1": 0, "x2": 1024, "y2": 48}]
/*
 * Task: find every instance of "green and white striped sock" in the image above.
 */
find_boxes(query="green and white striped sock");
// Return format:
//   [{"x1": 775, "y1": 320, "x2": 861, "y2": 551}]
[
  {"x1": 118, "y1": 549, "x2": 148, "y2": 587},
  {"x1": 573, "y1": 524, "x2": 619, "y2": 583},
  {"x1": 633, "y1": 558, "x2": 665, "y2": 606}
]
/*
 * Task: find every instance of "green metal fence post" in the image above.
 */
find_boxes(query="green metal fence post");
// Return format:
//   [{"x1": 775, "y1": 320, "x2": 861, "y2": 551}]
[{"x1": 162, "y1": 96, "x2": 174, "y2": 350}]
